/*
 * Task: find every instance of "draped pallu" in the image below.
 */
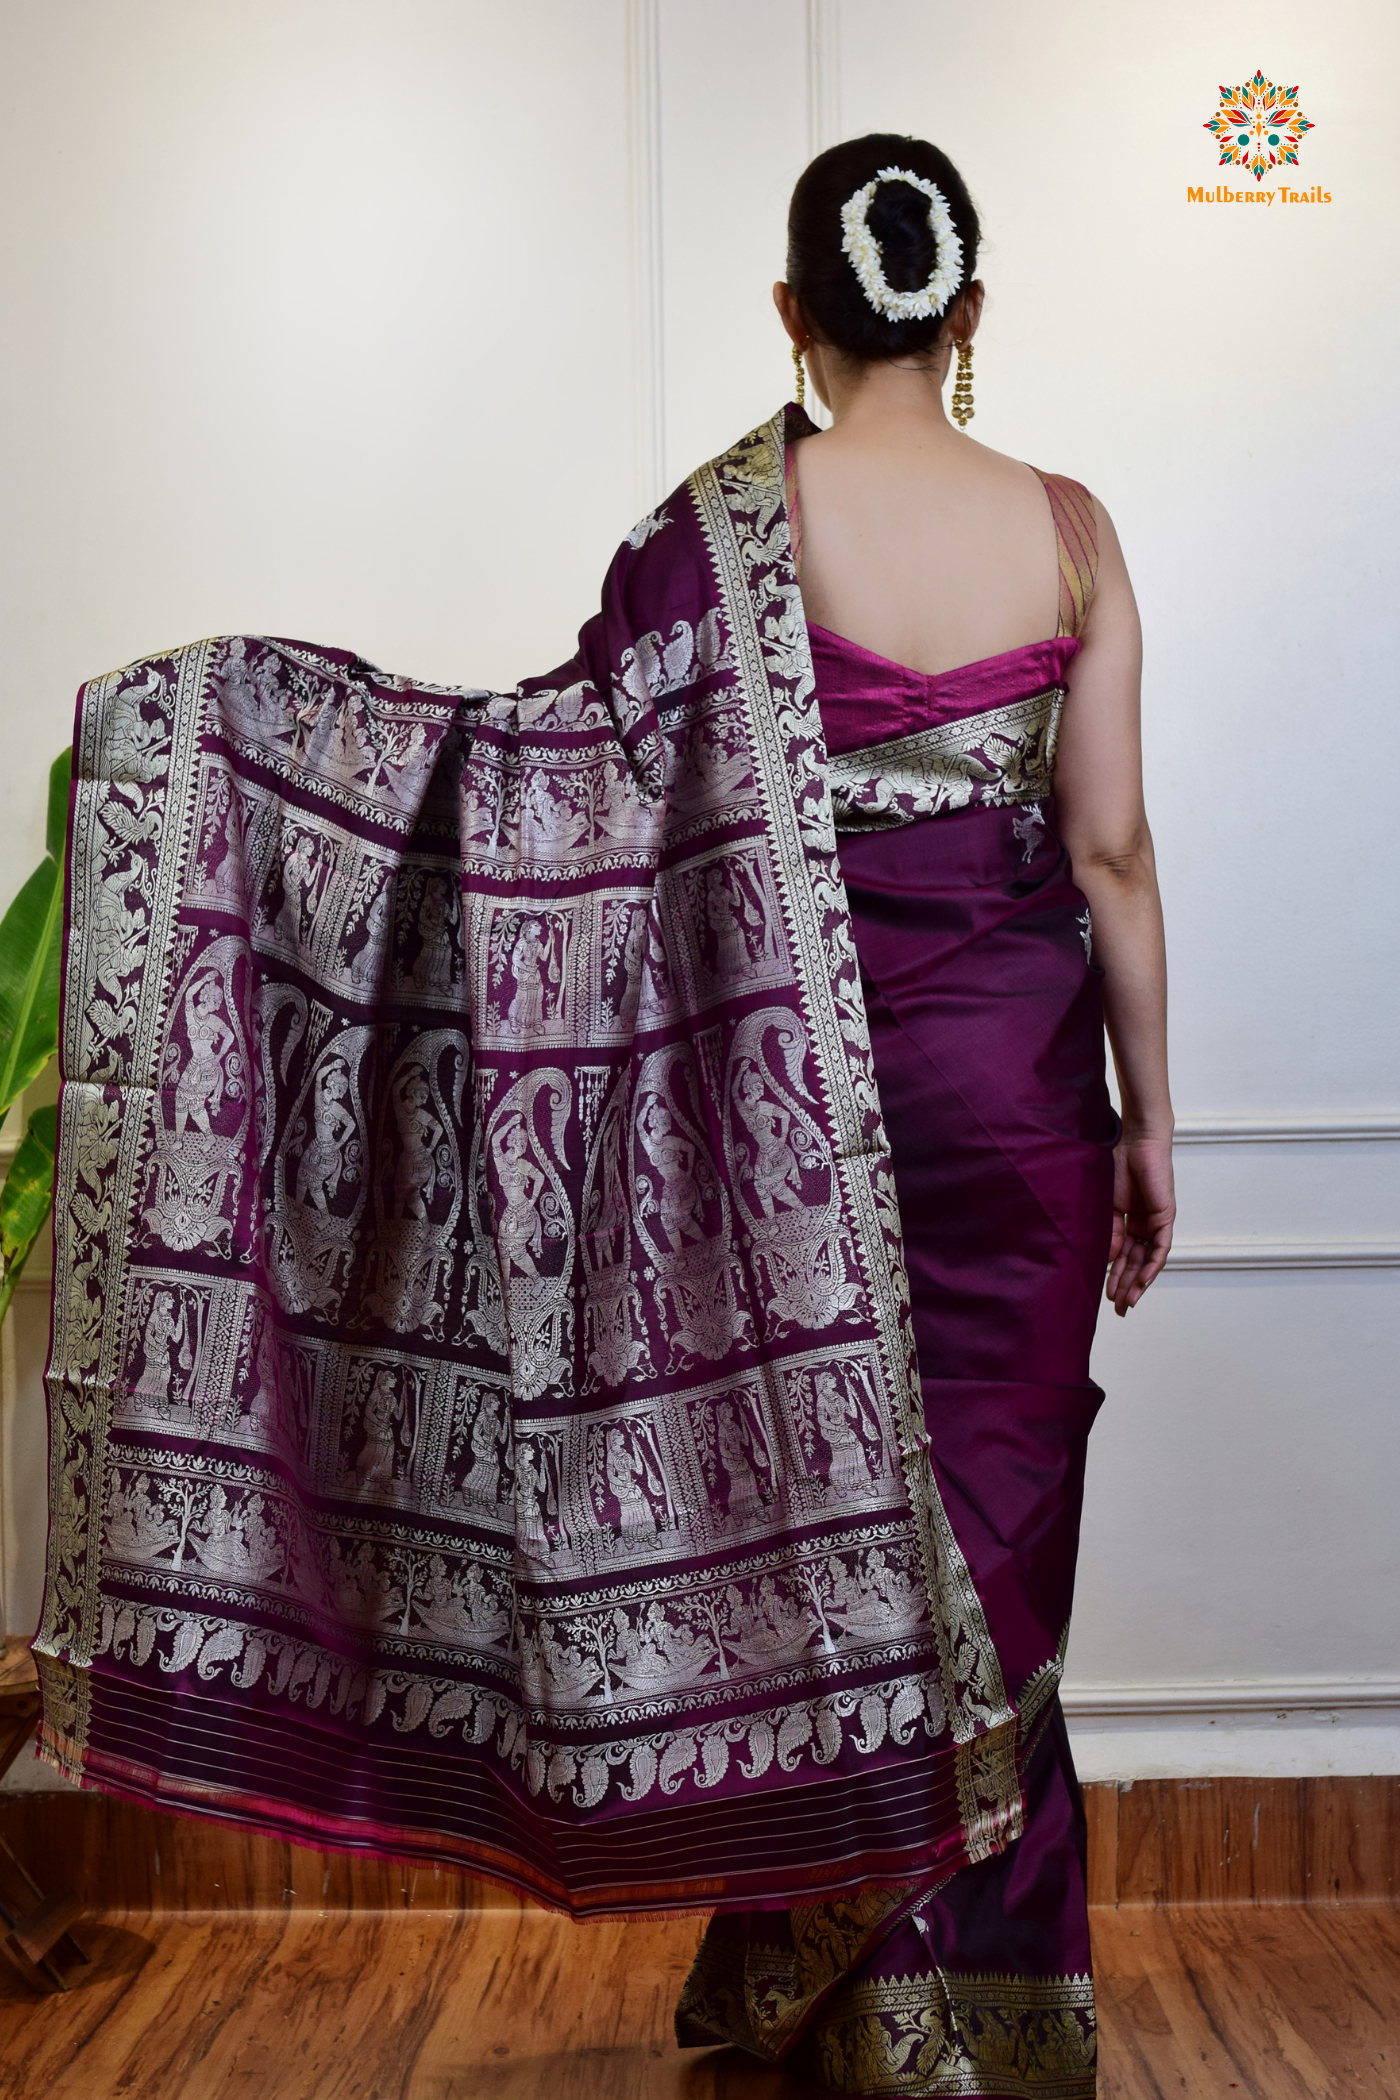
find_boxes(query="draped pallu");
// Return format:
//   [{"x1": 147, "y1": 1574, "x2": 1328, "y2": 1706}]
[{"x1": 40, "y1": 408, "x2": 1107, "y2": 2092}]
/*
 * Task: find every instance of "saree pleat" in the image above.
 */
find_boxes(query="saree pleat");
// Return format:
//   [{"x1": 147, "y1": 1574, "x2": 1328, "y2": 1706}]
[{"x1": 794, "y1": 1711, "x2": 1095, "y2": 2095}]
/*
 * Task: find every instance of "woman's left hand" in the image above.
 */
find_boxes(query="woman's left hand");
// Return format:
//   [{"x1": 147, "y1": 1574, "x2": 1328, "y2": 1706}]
[{"x1": 1106, "y1": 1134, "x2": 1175, "y2": 1316}]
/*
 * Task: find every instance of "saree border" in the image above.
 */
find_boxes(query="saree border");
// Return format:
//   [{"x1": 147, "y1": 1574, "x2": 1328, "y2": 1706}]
[
  {"x1": 688, "y1": 413, "x2": 1019, "y2": 1859},
  {"x1": 674, "y1": 1877, "x2": 935, "y2": 2062},
  {"x1": 827, "y1": 688, "x2": 1065, "y2": 833},
  {"x1": 800, "y1": 1966, "x2": 1096, "y2": 2097},
  {"x1": 39, "y1": 642, "x2": 215, "y2": 1715}
]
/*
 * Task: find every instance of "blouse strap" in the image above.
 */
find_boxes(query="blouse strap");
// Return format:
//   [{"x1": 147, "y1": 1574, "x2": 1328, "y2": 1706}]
[
  {"x1": 1030, "y1": 469, "x2": 1099, "y2": 638},
  {"x1": 784, "y1": 443, "x2": 803, "y2": 579}
]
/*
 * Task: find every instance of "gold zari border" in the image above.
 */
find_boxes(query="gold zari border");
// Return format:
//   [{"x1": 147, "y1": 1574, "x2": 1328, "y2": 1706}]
[
  {"x1": 799, "y1": 1968, "x2": 1096, "y2": 2097},
  {"x1": 674, "y1": 1882, "x2": 921, "y2": 2061},
  {"x1": 828, "y1": 688, "x2": 1064, "y2": 833}
]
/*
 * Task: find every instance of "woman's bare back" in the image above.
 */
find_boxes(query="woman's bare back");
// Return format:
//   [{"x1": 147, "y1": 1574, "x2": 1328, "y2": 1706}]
[{"x1": 792, "y1": 424, "x2": 1061, "y2": 674}]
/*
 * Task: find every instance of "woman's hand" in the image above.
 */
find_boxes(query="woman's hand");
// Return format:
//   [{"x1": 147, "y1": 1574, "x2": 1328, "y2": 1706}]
[{"x1": 1106, "y1": 1134, "x2": 1175, "y2": 1316}]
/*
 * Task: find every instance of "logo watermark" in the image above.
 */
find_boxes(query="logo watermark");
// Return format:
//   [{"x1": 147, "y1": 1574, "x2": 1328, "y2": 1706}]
[
  {"x1": 1187, "y1": 184, "x2": 1330, "y2": 205},
  {"x1": 1204, "y1": 71, "x2": 1313, "y2": 183},
  {"x1": 1194, "y1": 70, "x2": 1327, "y2": 204}
]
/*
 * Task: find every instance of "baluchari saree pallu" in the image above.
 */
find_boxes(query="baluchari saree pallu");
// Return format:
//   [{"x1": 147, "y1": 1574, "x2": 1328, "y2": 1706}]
[{"x1": 38, "y1": 406, "x2": 1092, "y2": 2086}]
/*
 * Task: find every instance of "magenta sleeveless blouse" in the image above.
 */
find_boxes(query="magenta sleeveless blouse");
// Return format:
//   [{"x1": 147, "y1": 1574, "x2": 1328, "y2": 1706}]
[
  {"x1": 811, "y1": 624, "x2": 1082, "y2": 756},
  {"x1": 784, "y1": 442, "x2": 1099, "y2": 757}
]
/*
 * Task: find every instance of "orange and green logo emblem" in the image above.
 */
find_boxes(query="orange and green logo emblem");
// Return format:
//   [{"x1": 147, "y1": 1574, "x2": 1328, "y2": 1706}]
[{"x1": 1204, "y1": 71, "x2": 1314, "y2": 184}]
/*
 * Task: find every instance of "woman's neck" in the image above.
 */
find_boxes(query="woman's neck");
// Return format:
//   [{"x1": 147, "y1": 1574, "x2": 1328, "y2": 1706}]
[{"x1": 810, "y1": 343, "x2": 958, "y2": 444}]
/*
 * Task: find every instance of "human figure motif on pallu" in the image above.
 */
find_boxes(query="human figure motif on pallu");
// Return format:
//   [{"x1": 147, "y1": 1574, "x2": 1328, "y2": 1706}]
[{"x1": 40, "y1": 412, "x2": 1031, "y2": 1992}]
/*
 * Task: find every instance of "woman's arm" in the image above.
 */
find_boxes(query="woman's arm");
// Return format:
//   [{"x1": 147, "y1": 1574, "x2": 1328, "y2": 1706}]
[{"x1": 1053, "y1": 502, "x2": 1175, "y2": 1315}]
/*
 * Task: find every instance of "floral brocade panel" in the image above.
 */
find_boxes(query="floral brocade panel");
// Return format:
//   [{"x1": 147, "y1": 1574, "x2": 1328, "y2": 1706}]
[
  {"x1": 39, "y1": 415, "x2": 1018, "y2": 1881},
  {"x1": 827, "y1": 689, "x2": 1065, "y2": 833}
]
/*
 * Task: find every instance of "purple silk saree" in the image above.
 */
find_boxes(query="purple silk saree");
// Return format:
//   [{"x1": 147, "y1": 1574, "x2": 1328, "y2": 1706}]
[
  {"x1": 40, "y1": 405, "x2": 1107, "y2": 2091},
  {"x1": 674, "y1": 462, "x2": 1110, "y2": 2092}
]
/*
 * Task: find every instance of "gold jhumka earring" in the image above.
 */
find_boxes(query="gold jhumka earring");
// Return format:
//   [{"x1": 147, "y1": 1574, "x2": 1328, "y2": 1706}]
[
  {"x1": 950, "y1": 340, "x2": 974, "y2": 428},
  {"x1": 792, "y1": 340, "x2": 806, "y2": 409}
]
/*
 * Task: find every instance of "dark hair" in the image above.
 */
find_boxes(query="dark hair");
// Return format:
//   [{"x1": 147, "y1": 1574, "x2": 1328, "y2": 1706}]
[{"x1": 786, "y1": 133, "x2": 980, "y2": 363}]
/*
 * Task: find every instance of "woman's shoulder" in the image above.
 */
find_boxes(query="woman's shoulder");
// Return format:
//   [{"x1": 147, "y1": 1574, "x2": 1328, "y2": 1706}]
[
  {"x1": 983, "y1": 450, "x2": 1103, "y2": 636},
  {"x1": 958, "y1": 433, "x2": 1096, "y2": 510},
  {"x1": 1029, "y1": 464, "x2": 1096, "y2": 507}
]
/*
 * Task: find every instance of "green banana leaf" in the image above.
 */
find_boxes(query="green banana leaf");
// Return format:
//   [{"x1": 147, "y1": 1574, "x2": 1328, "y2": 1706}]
[
  {"x1": 0, "y1": 1103, "x2": 58, "y2": 1326},
  {"x1": 0, "y1": 746, "x2": 72, "y2": 1327},
  {"x1": 0, "y1": 747, "x2": 72, "y2": 1121}
]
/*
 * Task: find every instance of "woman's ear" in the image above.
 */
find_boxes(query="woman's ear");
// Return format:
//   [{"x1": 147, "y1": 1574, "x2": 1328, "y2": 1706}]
[{"x1": 773, "y1": 281, "x2": 805, "y2": 346}]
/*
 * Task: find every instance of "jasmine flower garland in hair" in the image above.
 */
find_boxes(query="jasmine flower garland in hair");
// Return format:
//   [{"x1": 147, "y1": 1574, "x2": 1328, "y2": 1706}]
[{"x1": 840, "y1": 166, "x2": 964, "y2": 321}]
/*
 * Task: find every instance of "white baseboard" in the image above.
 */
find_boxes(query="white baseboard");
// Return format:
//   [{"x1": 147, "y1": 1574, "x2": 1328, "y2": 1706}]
[
  {"x1": 1062, "y1": 1676, "x2": 1400, "y2": 1780},
  {"x1": 1062, "y1": 1676, "x2": 1400, "y2": 1715}
]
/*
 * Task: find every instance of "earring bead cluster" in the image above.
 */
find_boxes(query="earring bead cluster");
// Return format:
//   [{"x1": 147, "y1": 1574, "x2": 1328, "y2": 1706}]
[{"x1": 950, "y1": 340, "x2": 974, "y2": 428}]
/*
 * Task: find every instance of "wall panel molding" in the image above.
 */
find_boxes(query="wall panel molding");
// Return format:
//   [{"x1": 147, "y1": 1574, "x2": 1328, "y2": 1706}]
[
  {"x1": 1063, "y1": 1677, "x2": 1400, "y2": 1719},
  {"x1": 1174, "y1": 1114, "x2": 1400, "y2": 1146},
  {"x1": 626, "y1": 0, "x2": 665, "y2": 513},
  {"x1": 1164, "y1": 1239, "x2": 1400, "y2": 1273},
  {"x1": 805, "y1": 0, "x2": 842, "y2": 160}
]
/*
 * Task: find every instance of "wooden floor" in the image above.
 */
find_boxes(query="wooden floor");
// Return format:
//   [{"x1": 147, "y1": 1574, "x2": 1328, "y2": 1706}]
[
  {"x1": 6, "y1": 1775, "x2": 1397, "y2": 1915},
  {"x1": 0, "y1": 1904, "x2": 1394, "y2": 2099}
]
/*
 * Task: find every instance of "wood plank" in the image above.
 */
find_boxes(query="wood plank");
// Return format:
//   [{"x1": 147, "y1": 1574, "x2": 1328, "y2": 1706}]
[
  {"x1": 1304, "y1": 1775, "x2": 1400, "y2": 1903},
  {"x1": 0, "y1": 1710, "x2": 39, "y2": 1786},
  {"x1": 1302, "y1": 1905, "x2": 1400, "y2": 2097},
  {"x1": 0, "y1": 1905, "x2": 1392, "y2": 2098},
  {"x1": 0, "y1": 1794, "x2": 533, "y2": 1916},
  {"x1": 1117, "y1": 1777, "x2": 1308, "y2": 1905},
  {"x1": 3, "y1": 1776, "x2": 1396, "y2": 1918},
  {"x1": 0, "y1": 1640, "x2": 41, "y2": 1788},
  {"x1": 1093, "y1": 1907, "x2": 1400, "y2": 2099},
  {"x1": 1082, "y1": 1781, "x2": 1118, "y2": 1908},
  {"x1": 1111, "y1": 1776, "x2": 1400, "y2": 1906}
]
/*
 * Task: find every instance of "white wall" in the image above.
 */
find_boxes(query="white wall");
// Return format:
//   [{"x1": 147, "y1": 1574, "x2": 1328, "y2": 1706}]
[{"x1": 2, "y1": 0, "x2": 1395, "y2": 1787}]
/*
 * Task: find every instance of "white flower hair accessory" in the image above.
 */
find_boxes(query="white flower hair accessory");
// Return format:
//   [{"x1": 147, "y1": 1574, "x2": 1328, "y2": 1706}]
[{"x1": 840, "y1": 165, "x2": 964, "y2": 322}]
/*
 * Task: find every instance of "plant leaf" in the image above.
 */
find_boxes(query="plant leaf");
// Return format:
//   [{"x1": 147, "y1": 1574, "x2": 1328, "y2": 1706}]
[
  {"x1": 46, "y1": 747, "x2": 72, "y2": 864},
  {"x1": 0, "y1": 1103, "x2": 58, "y2": 1328},
  {"x1": 0, "y1": 746, "x2": 71, "y2": 1121},
  {"x1": 0, "y1": 862, "x2": 63, "y2": 1121}
]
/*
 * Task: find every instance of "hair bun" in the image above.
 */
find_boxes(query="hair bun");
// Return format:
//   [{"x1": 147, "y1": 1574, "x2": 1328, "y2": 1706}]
[
  {"x1": 866, "y1": 179, "x2": 940, "y2": 292},
  {"x1": 785, "y1": 133, "x2": 980, "y2": 365}
]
